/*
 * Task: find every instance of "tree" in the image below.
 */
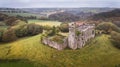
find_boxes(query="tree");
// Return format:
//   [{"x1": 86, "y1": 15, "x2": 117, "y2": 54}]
[
  {"x1": 47, "y1": 26, "x2": 57, "y2": 36},
  {"x1": 0, "y1": 29, "x2": 4, "y2": 42},
  {"x1": 110, "y1": 31, "x2": 120, "y2": 48},
  {"x1": 59, "y1": 23, "x2": 69, "y2": 32},
  {"x1": 2, "y1": 29, "x2": 18, "y2": 42},
  {"x1": 4, "y1": 17, "x2": 18, "y2": 26},
  {"x1": 48, "y1": 12, "x2": 79, "y2": 22},
  {"x1": 15, "y1": 24, "x2": 28, "y2": 37},
  {"x1": 96, "y1": 22, "x2": 120, "y2": 34},
  {"x1": 27, "y1": 24, "x2": 43, "y2": 36},
  {"x1": 43, "y1": 25, "x2": 52, "y2": 31}
]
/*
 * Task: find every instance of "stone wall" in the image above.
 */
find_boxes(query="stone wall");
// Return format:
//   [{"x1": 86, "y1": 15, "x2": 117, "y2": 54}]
[
  {"x1": 42, "y1": 37, "x2": 68, "y2": 50},
  {"x1": 42, "y1": 22, "x2": 95, "y2": 50},
  {"x1": 68, "y1": 22, "x2": 95, "y2": 50}
]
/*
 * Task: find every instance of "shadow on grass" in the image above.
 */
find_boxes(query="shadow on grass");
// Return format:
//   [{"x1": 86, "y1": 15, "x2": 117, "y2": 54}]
[{"x1": 0, "y1": 59, "x2": 35, "y2": 67}]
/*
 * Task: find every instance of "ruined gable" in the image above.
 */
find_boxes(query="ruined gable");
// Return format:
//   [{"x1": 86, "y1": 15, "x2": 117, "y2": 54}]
[{"x1": 68, "y1": 22, "x2": 95, "y2": 49}]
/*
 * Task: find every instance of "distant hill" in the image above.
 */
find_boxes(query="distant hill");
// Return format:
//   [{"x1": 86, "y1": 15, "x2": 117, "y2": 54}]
[
  {"x1": 48, "y1": 12, "x2": 79, "y2": 22},
  {"x1": 0, "y1": 8, "x2": 41, "y2": 19},
  {"x1": 89, "y1": 9, "x2": 120, "y2": 21},
  {"x1": 0, "y1": 8, "x2": 28, "y2": 13},
  {"x1": 87, "y1": 9, "x2": 120, "y2": 27},
  {"x1": 23, "y1": 8, "x2": 115, "y2": 14}
]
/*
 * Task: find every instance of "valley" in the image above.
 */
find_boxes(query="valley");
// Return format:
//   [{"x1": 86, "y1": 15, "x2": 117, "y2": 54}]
[
  {"x1": 0, "y1": 34, "x2": 120, "y2": 67},
  {"x1": 0, "y1": 8, "x2": 120, "y2": 67}
]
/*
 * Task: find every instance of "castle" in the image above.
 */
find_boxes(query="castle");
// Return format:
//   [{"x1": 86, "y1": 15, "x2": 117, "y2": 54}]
[
  {"x1": 68, "y1": 22, "x2": 95, "y2": 49},
  {"x1": 42, "y1": 22, "x2": 95, "y2": 50}
]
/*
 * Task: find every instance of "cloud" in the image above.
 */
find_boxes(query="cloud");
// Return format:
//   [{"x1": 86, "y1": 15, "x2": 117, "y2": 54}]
[{"x1": 0, "y1": 0, "x2": 120, "y2": 8}]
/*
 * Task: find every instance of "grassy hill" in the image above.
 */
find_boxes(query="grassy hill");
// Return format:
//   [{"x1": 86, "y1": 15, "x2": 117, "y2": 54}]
[
  {"x1": 0, "y1": 34, "x2": 120, "y2": 67},
  {"x1": 89, "y1": 9, "x2": 120, "y2": 21}
]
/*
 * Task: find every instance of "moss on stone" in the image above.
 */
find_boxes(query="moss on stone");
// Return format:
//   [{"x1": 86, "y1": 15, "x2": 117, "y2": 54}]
[
  {"x1": 75, "y1": 30, "x2": 81, "y2": 36},
  {"x1": 50, "y1": 34, "x2": 65, "y2": 44}
]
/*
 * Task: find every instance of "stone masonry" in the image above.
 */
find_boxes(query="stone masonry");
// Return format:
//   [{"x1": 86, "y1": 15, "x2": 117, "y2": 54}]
[
  {"x1": 42, "y1": 22, "x2": 95, "y2": 50},
  {"x1": 68, "y1": 22, "x2": 95, "y2": 49}
]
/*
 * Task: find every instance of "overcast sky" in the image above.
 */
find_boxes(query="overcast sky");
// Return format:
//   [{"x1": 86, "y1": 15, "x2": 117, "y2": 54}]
[{"x1": 0, "y1": 0, "x2": 120, "y2": 8}]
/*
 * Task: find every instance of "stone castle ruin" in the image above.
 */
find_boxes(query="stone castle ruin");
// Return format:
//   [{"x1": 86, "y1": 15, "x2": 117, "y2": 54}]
[
  {"x1": 42, "y1": 22, "x2": 95, "y2": 50},
  {"x1": 68, "y1": 22, "x2": 95, "y2": 49}
]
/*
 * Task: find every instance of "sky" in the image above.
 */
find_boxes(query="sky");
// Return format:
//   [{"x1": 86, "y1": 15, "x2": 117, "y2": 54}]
[{"x1": 0, "y1": 0, "x2": 120, "y2": 8}]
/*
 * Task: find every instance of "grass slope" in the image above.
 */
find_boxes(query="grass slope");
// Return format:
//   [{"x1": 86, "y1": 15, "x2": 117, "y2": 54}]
[{"x1": 0, "y1": 34, "x2": 120, "y2": 67}]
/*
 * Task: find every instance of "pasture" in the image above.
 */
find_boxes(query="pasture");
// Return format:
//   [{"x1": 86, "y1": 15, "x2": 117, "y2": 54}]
[
  {"x1": 0, "y1": 34, "x2": 120, "y2": 67},
  {"x1": 1, "y1": 12, "x2": 41, "y2": 18},
  {"x1": 28, "y1": 20, "x2": 62, "y2": 26}
]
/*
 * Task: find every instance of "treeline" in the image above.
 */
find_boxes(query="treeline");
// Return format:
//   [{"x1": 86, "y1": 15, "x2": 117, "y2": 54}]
[
  {"x1": 0, "y1": 24, "x2": 43, "y2": 42},
  {"x1": 48, "y1": 12, "x2": 80, "y2": 22},
  {"x1": 88, "y1": 9, "x2": 120, "y2": 25},
  {"x1": 16, "y1": 15, "x2": 37, "y2": 20},
  {"x1": 0, "y1": 13, "x2": 43, "y2": 42},
  {"x1": 0, "y1": 8, "x2": 28, "y2": 13},
  {"x1": 1, "y1": 22, "x2": 69, "y2": 42},
  {"x1": 0, "y1": 13, "x2": 27, "y2": 26}
]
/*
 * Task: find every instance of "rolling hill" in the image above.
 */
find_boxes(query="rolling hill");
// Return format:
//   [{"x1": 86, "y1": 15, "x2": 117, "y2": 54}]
[
  {"x1": 0, "y1": 34, "x2": 120, "y2": 67},
  {"x1": 89, "y1": 9, "x2": 120, "y2": 21}
]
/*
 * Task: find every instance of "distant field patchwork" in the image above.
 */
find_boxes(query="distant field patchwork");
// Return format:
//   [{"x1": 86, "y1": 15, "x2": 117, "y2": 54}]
[{"x1": 0, "y1": 12, "x2": 41, "y2": 18}]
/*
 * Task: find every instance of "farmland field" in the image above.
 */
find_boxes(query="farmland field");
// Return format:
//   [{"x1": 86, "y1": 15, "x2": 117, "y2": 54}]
[
  {"x1": 0, "y1": 12, "x2": 41, "y2": 18},
  {"x1": 28, "y1": 20, "x2": 62, "y2": 26},
  {"x1": 0, "y1": 34, "x2": 120, "y2": 67}
]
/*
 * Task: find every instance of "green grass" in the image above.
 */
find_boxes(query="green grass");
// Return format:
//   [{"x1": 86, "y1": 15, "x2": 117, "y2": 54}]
[
  {"x1": 28, "y1": 20, "x2": 62, "y2": 26},
  {"x1": 0, "y1": 34, "x2": 120, "y2": 67},
  {"x1": 50, "y1": 34, "x2": 65, "y2": 44},
  {"x1": 0, "y1": 60, "x2": 34, "y2": 67}
]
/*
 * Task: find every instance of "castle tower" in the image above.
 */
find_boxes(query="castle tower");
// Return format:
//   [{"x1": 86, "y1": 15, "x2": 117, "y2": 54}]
[{"x1": 68, "y1": 22, "x2": 77, "y2": 49}]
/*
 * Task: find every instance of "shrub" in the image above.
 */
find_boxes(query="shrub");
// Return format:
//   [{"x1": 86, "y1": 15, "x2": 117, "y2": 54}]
[
  {"x1": 15, "y1": 24, "x2": 43, "y2": 37},
  {"x1": 15, "y1": 24, "x2": 28, "y2": 37},
  {"x1": 2, "y1": 29, "x2": 18, "y2": 42},
  {"x1": 96, "y1": 22, "x2": 120, "y2": 34},
  {"x1": 110, "y1": 31, "x2": 120, "y2": 48},
  {"x1": 47, "y1": 26, "x2": 57, "y2": 36},
  {"x1": 50, "y1": 35, "x2": 65, "y2": 44},
  {"x1": 0, "y1": 29, "x2": 4, "y2": 42},
  {"x1": 59, "y1": 23, "x2": 69, "y2": 32},
  {"x1": 27, "y1": 24, "x2": 43, "y2": 36},
  {"x1": 76, "y1": 30, "x2": 81, "y2": 36},
  {"x1": 4, "y1": 17, "x2": 18, "y2": 26},
  {"x1": 43, "y1": 25, "x2": 52, "y2": 31}
]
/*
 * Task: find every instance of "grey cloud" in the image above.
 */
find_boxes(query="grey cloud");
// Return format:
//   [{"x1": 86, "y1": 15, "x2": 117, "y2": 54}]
[{"x1": 0, "y1": 0, "x2": 120, "y2": 8}]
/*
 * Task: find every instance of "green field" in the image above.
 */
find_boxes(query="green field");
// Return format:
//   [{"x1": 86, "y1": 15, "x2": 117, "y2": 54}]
[
  {"x1": 28, "y1": 20, "x2": 62, "y2": 26},
  {"x1": 1, "y1": 12, "x2": 41, "y2": 18},
  {"x1": 0, "y1": 34, "x2": 120, "y2": 67}
]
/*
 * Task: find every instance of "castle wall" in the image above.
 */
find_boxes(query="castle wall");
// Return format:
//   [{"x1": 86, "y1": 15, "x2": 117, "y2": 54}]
[
  {"x1": 42, "y1": 22, "x2": 95, "y2": 50},
  {"x1": 42, "y1": 37, "x2": 68, "y2": 50},
  {"x1": 68, "y1": 28, "x2": 77, "y2": 50},
  {"x1": 68, "y1": 22, "x2": 95, "y2": 49}
]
